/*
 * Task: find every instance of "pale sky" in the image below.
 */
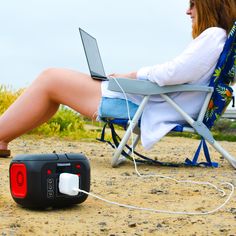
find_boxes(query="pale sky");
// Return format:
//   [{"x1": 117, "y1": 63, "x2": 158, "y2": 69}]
[
  {"x1": 0, "y1": 0, "x2": 192, "y2": 89},
  {"x1": 0, "y1": 0, "x2": 235, "y2": 110}
]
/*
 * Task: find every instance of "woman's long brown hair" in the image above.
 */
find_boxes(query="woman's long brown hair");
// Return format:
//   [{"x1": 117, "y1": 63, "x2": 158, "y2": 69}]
[{"x1": 192, "y1": 0, "x2": 236, "y2": 38}]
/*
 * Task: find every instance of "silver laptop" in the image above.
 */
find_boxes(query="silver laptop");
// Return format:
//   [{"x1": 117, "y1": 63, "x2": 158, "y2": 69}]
[{"x1": 79, "y1": 28, "x2": 109, "y2": 81}]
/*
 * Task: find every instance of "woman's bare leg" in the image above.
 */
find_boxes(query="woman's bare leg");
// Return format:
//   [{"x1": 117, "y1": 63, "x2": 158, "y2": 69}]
[{"x1": 0, "y1": 68, "x2": 102, "y2": 150}]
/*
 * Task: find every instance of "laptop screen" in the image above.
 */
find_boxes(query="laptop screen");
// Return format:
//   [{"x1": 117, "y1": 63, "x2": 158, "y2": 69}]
[{"x1": 79, "y1": 28, "x2": 107, "y2": 79}]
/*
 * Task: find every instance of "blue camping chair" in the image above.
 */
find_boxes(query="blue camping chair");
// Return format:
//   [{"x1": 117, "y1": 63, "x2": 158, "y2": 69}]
[{"x1": 99, "y1": 22, "x2": 236, "y2": 168}]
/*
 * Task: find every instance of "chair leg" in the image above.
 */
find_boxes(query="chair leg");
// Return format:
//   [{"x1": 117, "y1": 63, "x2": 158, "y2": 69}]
[
  {"x1": 111, "y1": 131, "x2": 141, "y2": 167},
  {"x1": 111, "y1": 96, "x2": 150, "y2": 167},
  {"x1": 191, "y1": 121, "x2": 236, "y2": 169},
  {"x1": 209, "y1": 139, "x2": 236, "y2": 169},
  {"x1": 111, "y1": 126, "x2": 133, "y2": 167},
  {"x1": 127, "y1": 133, "x2": 140, "y2": 156}
]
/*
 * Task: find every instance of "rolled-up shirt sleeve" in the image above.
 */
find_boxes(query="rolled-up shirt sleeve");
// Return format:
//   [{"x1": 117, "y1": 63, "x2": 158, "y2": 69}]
[{"x1": 137, "y1": 27, "x2": 226, "y2": 86}]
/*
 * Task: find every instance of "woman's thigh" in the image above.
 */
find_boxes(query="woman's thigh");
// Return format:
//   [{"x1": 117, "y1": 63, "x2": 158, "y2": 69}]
[{"x1": 36, "y1": 68, "x2": 102, "y2": 119}]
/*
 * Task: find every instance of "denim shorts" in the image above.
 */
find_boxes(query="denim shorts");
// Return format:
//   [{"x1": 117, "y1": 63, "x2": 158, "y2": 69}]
[{"x1": 97, "y1": 97, "x2": 139, "y2": 121}]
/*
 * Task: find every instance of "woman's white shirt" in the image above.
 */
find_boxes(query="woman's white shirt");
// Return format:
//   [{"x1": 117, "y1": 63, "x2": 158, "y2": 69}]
[
  {"x1": 137, "y1": 27, "x2": 226, "y2": 86},
  {"x1": 101, "y1": 27, "x2": 227, "y2": 149}
]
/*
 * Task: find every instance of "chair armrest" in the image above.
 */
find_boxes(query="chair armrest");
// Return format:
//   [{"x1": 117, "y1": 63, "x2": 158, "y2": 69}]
[{"x1": 108, "y1": 78, "x2": 213, "y2": 95}]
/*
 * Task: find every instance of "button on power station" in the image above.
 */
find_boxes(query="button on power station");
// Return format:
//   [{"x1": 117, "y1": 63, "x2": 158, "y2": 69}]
[{"x1": 47, "y1": 178, "x2": 54, "y2": 198}]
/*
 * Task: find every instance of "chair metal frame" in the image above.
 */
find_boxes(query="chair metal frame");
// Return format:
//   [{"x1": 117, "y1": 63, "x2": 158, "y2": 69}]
[{"x1": 107, "y1": 78, "x2": 236, "y2": 168}]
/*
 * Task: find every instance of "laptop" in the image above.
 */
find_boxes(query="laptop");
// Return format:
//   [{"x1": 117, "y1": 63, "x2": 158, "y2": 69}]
[{"x1": 79, "y1": 28, "x2": 109, "y2": 81}]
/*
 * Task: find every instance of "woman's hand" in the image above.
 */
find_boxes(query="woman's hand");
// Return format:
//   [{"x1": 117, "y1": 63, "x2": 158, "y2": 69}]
[{"x1": 108, "y1": 71, "x2": 137, "y2": 79}]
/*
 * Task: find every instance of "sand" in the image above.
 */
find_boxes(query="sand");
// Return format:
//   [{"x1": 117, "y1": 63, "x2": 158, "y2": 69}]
[{"x1": 0, "y1": 136, "x2": 236, "y2": 236}]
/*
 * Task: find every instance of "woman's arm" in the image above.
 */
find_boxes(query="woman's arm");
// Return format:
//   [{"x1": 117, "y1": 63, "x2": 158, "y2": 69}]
[{"x1": 108, "y1": 71, "x2": 137, "y2": 79}]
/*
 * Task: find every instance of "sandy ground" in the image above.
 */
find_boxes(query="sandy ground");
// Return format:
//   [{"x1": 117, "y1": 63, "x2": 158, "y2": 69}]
[{"x1": 0, "y1": 135, "x2": 236, "y2": 236}]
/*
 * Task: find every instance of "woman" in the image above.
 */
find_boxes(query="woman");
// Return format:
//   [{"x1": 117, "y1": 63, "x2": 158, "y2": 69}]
[{"x1": 0, "y1": 0, "x2": 236, "y2": 157}]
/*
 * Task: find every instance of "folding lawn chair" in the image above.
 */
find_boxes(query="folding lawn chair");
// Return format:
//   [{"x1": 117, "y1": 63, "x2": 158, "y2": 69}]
[{"x1": 98, "y1": 21, "x2": 236, "y2": 168}]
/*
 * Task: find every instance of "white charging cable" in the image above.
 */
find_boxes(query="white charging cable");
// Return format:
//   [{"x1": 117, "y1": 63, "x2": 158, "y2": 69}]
[
  {"x1": 78, "y1": 183, "x2": 234, "y2": 215},
  {"x1": 59, "y1": 173, "x2": 234, "y2": 215}
]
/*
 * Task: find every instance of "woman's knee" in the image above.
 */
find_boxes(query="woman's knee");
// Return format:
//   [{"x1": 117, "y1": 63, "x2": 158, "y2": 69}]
[
  {"x1": 35, "y1": 68, "x2": 59, "y2": 85},
  {"x1": 32, "y1": 68, "x2": 66, "y2": 95}
]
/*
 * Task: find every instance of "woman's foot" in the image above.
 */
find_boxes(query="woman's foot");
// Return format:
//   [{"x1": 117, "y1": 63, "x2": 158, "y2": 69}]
[
  {"x1": 0, "y1": 141, "x2": 11, "y2": 158},
  {"x1": 0, "y1": 149, "x2": 11, "y2": 158}
]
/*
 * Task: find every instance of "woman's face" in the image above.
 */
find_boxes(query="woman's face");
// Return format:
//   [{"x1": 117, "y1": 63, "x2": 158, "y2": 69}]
[{"x1": 186, "y1": 0, "x2": 197, "y2": 26}]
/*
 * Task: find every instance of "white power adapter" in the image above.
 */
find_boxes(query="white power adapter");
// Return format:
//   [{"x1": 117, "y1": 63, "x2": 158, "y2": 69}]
[{"x1": 59, "y1": 173, "x2": 80, "y2": 196}]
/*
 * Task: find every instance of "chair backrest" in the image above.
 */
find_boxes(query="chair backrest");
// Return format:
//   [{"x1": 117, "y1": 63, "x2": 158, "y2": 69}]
[{"x1": 203, "y1": 21, "x2": 236, "y2": 128}]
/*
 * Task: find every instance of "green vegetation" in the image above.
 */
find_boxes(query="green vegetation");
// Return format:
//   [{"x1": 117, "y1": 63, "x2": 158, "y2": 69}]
[
  {"x1": 0, "y1": 85, "x2": 24, "y2": 114},
  {"x1": 212, "y1": 118, "x2": 236, "y2": 141},
  {"x1": 0, "y1": 86, "x2": 236, "y2": 141},
  {"x1": 27, "y1": 107, "x2": 102, "y2": 140}
]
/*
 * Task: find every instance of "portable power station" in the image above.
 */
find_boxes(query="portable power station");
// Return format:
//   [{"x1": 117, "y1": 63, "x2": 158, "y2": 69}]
[{"x1": 9, "y1": 153, "x2": 90, "y2": 208}]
